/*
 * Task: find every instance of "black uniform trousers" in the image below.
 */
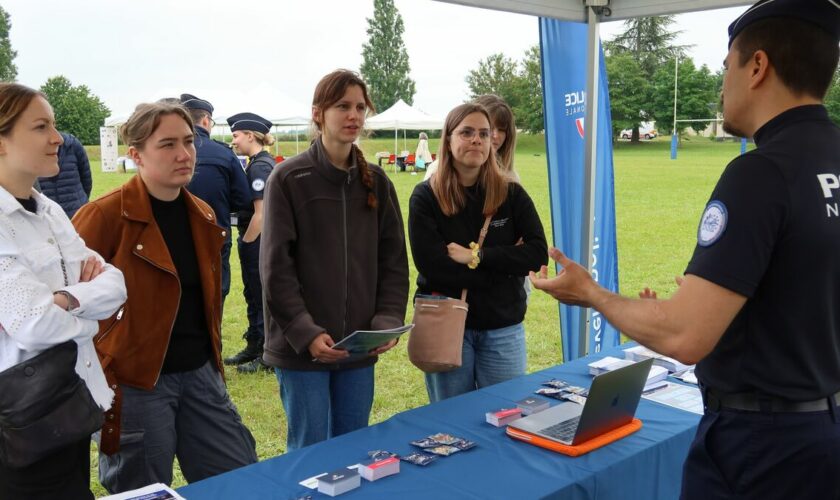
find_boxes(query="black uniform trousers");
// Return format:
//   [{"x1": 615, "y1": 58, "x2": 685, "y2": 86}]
[
  {"x1": 0, "y1": 437, "x2": 93, "y2": 500},
  {"x1": 681, "y1": 399, "x2": 840, "y2": 499},
  {"x1": 237, "y1": 233, "x2": 264, "y2": 344}
]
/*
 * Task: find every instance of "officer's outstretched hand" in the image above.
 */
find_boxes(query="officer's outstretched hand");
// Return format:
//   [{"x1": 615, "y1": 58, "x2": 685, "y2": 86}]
[{"x1": 530, "y1": 247, "x2": 599, "y2": 307}]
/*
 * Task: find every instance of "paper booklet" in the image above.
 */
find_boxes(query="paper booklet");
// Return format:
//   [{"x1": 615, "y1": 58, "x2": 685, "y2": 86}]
[
  {"x1": 330, "y1": 324, "x2": 414, "y2": 361},
  {"x1": 99, "y1": 483, "x2": 184, "y2": 500}
]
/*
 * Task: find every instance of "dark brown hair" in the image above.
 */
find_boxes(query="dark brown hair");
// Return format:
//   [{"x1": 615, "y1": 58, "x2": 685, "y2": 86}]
[
  {"x1": 734, "y1": 18, "x2": 839, "y2": 99},
  {"x1": 431, "y1": 103, "x2": 509, "y2": 217},
  {"x1": 0, "y1": 83, "x2": 44, "y2": 136},
  {"x1": 312, "y1": 69, "x2": 378, "y2": 209}
]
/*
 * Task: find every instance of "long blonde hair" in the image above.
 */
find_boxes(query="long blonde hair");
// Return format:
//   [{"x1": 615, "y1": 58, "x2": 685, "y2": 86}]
[{"x1": 431, "y1": 103, "x2": 509, "y2": 217}]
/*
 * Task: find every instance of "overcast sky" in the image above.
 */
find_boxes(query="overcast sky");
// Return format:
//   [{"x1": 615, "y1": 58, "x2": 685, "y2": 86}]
[{"x1": 4, "y1": 0, "x2": 747, "y2": 120}]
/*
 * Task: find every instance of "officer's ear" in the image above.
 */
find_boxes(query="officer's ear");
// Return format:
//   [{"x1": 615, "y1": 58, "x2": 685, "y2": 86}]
[{"x1": 747, "y1": 49, "x2": 771, "y2": 90}]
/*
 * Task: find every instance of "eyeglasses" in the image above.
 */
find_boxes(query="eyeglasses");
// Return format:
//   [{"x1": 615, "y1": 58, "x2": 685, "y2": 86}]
[
  {"x1": 452, "y1": 127, "x2": 491, "y2": 141},
  {"x1": 209, "y1": 118, "x2": 217, "y2": 129}
]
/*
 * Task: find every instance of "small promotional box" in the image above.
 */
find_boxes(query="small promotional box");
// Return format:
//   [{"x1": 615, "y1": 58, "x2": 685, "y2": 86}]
[
  {"x1": 486, "y1": 408, "x2": 523, "y2": 427},
  {"x1": 317, "y1": 467, "x2": 361, "y2": 497},
  {"x1": 516, "y1": 397, "x2": 550, "y2": 416},
  {"x1": 359, "y1": 456, "x2": 400, "y2": 481}
]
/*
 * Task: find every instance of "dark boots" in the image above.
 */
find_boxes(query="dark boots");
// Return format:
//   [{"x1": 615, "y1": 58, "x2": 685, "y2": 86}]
[
  {"x1": 223, "y1": 337, "x2": 262, "y2": 366},
  {"x1": 236, "y1": 357, "x2": 272, "y2": 374}
]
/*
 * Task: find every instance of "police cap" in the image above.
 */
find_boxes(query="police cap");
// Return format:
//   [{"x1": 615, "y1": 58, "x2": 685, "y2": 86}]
[
  {"x1": 728, "y1": 0, "x2": 840, "y2": 47},
  {"x1": 226, "y1": 113, "x2": 273, "y2": 134},
  {"x1": 179, "y1": 93, "x2": 214, "y2": 115}
]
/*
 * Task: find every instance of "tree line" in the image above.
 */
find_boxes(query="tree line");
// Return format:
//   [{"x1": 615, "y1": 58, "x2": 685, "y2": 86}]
[{"x1": 1, "y1": 3, "x2": 838, "y2": 145}]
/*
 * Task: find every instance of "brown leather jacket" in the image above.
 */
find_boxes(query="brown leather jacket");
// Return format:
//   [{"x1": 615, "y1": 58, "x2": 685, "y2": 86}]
[{"x1": 72, "y1": 174, "x2": 226, "y2": 453}]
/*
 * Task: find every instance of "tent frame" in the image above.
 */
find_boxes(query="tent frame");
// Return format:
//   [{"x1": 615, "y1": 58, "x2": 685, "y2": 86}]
[{"x1": 434, "y1": 0, "x2": 751, "y2": 358}]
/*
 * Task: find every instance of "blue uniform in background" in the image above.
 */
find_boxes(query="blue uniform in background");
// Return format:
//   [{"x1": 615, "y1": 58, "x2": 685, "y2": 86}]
[
  {"x1": 187, "y1": 126, "x2": 251, "y2": 304},
  {"x1": 238, "y1": 150, "x2": 276, "y2": 350}
]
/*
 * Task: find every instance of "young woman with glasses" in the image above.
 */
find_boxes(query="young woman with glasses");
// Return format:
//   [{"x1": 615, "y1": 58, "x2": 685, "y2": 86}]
[{"x1": 408, "y1": 102, "x2": 547, "y2": 402}]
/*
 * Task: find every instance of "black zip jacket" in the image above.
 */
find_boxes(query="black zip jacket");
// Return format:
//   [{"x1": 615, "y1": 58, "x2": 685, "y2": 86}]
[
  {"x1": 261, "y1": 138, "x2": 409, "y2": 370},
  {"x1": 408, "y1": 180, "x2": 547, "y2": 330}
]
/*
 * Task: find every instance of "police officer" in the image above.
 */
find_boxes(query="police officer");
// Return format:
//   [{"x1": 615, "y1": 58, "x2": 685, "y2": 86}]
[
  {"x1": 224, "y1": 112, "x2": 277, "y2": 373},
  {"x1": 531, "y1": 1, "x2": 840, "y2": 498},
  {"x1": 180, "y1": 94, "x2": 251, "y2": 309}
]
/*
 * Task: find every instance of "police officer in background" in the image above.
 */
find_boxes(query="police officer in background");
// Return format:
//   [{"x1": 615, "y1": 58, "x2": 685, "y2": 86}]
[
  {"x1": 180, "y1": 94, "x2": 251, "y2": 308},
  {"x1": 531, "y1": 0, "x2": 840, "y2": 498},
  {"x1": 224, "y1": 112, "x2": 277, "y2": 373}
]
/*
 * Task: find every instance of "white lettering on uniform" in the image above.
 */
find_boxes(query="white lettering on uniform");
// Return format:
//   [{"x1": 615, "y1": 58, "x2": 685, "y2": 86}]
[
  {"x1": 817, "y1": 174, "x2": 840, "y2": 218},
  {"x1": 817, "y1": 174, "x2": 840, "y2": 198}
]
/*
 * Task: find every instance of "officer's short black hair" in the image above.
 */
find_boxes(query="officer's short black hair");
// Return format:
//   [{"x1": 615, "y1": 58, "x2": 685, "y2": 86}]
[
  {"x1": 187, "y1": 108, "x2": 210, "y2": 125},
  {"x1": 733, "y1": 17, "x2": 839, "y2": 99}
]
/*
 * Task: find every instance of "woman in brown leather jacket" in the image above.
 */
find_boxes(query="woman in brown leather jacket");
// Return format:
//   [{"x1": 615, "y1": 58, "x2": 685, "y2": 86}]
[{"x1": 73, "y1": 102, "x2": 257, "y2": 494}]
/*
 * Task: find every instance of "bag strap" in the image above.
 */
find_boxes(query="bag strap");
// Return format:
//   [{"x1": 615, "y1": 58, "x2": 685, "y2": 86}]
[{"x1": 460, "y1": 214, "x2": 493, "y2": 302}]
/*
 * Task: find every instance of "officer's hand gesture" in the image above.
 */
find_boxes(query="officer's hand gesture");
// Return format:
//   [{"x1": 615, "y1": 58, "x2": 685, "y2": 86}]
[{"x1": 530, "y1": 247, "x2": 599, "y2": 307}]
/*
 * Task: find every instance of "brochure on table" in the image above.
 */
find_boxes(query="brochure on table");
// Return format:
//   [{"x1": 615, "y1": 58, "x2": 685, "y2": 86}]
[
  {"x1": 331, "y1": 324, "x2": 413, "y2": 361},
  {"x1": 99, "y1": 483, "x2": 184, "y2": 500}
]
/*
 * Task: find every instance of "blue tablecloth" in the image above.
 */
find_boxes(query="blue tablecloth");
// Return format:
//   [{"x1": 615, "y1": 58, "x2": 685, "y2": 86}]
[{"x1": 178, "y1": 345, "x2": 700, "y2": 499}]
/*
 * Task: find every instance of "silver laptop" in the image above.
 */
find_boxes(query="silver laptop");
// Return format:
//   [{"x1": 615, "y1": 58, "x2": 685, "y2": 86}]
[{"x1": 509, "y1": 358, "x2": 654, "y2": 445}]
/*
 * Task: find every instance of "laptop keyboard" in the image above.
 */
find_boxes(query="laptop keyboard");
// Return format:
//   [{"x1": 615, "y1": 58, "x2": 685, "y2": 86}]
[{"x1": 540, "y1": 416, "x2": 581, "y2": 442}]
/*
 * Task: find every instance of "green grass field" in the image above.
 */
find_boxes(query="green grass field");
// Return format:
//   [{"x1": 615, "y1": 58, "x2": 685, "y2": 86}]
[{"x1": 85, "y1": 135, "x2": 747, "y2": 494}]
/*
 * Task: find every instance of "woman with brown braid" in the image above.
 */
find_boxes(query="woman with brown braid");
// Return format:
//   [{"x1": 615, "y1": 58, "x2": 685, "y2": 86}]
[{"x1": 260, "y1": 69, "x2": 409, "y2": 450}]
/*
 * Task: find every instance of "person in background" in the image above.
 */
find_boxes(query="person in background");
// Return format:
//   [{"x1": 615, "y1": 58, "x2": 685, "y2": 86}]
[
  {"x1": 73, "y1": 101, "x2": 257, "y2": 494},
  {"x1": 0, "y1": 83, "x2": 126, "y2": 500},
  {"x1": 180, "y1": 93, "x2": 251, "y2": 308},
  {"x1": 474, "y1": 94, "x2": 518, "y2": 181},
  {"x1": 38, "y1": 131, "x2": 92, "y2": 218},
  {"x1": 531, "y1": 1, "x2": 840, "y2": 497},
  {"x1": 261, "y1": 69, "x2": 408, "y2": 451},
  {"x1": 414, "y1": 132, "x2": 433, "y2": 173},
  {"x1": 223, "y1": 112, "x2": 276, "y2": 373},
  {"x1": 408, "y1": 102, "x2": 547, "y2": 402}
]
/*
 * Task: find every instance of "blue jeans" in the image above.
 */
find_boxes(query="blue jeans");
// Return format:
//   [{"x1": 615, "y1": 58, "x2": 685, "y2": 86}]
[
  {"x1": 425, "y1": 322, "x2": 527, "y2": 403},
  {"x1": 276, "y1": 365, "x2": 374, "y2": 451}
]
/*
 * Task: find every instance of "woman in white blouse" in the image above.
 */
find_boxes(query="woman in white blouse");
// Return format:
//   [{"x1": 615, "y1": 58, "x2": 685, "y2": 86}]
[{"x1": 0, "y1": 83, "x2": 126, "y2": 499}]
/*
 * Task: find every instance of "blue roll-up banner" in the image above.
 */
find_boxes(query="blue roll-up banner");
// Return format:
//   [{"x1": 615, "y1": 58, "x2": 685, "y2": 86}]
[{"x1": 539, "y1": 18, "x2": 620, "y2": 361}]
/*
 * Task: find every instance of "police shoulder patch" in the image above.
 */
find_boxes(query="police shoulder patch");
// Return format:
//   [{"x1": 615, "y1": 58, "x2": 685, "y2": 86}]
[
  {"x1": 697, "y1": 200, "x2": 728, "y2": 247},
  {"x1": 252, "y1": 179, "x2": 265, "y2": 192}
]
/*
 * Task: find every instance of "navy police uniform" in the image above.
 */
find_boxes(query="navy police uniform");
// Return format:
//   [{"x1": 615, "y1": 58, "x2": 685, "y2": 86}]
[
  {"x1": 228, "y1": 113, "x2": 276, "y2": 352},
  {"x1": 181, "y1": 93, "x2": 251, "y2": 304},
  {"x1": 680, "y1": 2, "x2": 840, "y2": 498}
]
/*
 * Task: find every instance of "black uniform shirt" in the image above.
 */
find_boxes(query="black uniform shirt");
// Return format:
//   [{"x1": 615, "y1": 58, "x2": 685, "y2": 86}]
[
  {"x1": 237, "y1": 150, "x2": 276, "y2": 232},
  {"x1": 187, "y1": 127, "x2": 251, "y2": 237},
  {"x1": 685, "y1": 105, "x2": 840, "y2": 401}
]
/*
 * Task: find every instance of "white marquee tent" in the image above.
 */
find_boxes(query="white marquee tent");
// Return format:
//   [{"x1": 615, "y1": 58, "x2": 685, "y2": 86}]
[
  {"x1": 435, "y1": 0, "x2": 752, "y2": 356},
  {"x1": 366, "y1": 99, "x2": 445, "y2": 156}
]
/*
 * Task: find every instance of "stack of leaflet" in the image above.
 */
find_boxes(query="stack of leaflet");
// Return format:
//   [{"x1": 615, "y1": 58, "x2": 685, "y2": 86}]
[
  {"x1": 588, "y1": 356, "x2": 669, "y2": 392},
  {"x1": 623, "y1": 346, "x2": 694, "y2": 374}
]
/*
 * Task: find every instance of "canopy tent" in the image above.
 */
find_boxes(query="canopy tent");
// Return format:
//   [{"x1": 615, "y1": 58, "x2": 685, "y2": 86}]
[
  {"x1": 366, "y1": 99, "x2": 444, "y2": 158},
  {"x1": 434, "y1": 0, "x2": 751, "y2": 359}
]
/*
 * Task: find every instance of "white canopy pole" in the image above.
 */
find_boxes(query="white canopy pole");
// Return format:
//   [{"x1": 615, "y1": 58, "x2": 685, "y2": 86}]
[{"x1": 578, "y1": 2, "x2": 603, "y2": 358}]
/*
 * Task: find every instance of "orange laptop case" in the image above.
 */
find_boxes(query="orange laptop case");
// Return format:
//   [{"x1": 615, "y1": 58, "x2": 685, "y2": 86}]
[{"x1": 505, "y1": 418, "x2": 643, "y2": 457}]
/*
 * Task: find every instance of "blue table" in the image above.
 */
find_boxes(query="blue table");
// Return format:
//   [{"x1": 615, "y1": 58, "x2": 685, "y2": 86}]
[{"x1": 179, "y1": 345, "x2": 701, "y2": 499}]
